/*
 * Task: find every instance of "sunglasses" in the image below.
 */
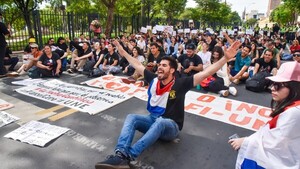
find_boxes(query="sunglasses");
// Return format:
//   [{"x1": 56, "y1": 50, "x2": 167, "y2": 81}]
[
  {"x1": 293, "y1": 54, "x2": 300, "y2": 57},
  {"x1": 270, "y1": 82, "x2": 287, "y2": 91}
]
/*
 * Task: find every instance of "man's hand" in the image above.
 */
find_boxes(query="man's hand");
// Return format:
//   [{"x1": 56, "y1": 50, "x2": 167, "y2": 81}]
[
  {"x1": 184, "y1": 66, "x2": 192, "y2": 73},
  {"x1": 224, "y1": 41, "x2": 241, "y2": 60},
  {"x1": 113, "y1": 40, "x2": 126, "y2": 56}
]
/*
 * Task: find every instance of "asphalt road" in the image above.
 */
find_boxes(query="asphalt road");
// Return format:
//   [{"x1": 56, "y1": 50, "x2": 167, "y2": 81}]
[{"x1": 0, "y1": 73, "x2": 272, "y2": 169}]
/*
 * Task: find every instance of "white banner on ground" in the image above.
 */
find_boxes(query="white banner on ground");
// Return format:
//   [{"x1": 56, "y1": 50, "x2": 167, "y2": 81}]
[
  {"x1": 12, "y1": 79, "x2": 46, "y2": 86},
  {"x1": 4, "y1": 120, "x2": 69, "y2": 147},
  {"x1": 83, "y1": 75, "x2": 272, "y2": 131},
  {"x1": 0, "y1": 99, "x2": 14, "y2": 111},
  {"x1": 0, "y1": 111, "x2": 20, "y2": 128},
  {"x1": 16, "y1": 79, "x2": 132, "y2": 115}
]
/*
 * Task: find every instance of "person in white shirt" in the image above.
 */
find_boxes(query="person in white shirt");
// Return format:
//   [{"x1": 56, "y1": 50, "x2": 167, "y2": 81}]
[{"x1": 197, "y1": 42, "x2": 211, "y2": 70}]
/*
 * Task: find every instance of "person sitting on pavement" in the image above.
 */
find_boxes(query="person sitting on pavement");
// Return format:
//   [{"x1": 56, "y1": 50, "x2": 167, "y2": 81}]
[
  {"x1": 123, "y1": 46, "x2": 145, "y2": 77},
  {"x1": 177, "y1": 43, "x2": 203, "y2": 77},
  {"x1": 229, "y1": 61, "x2": 300, "y2": 169},
  {"x1": 197, "y1": 42, "x2": 211, "y2": 70},
  {"x1": 282, "y1": 39, "x2": 300, "y2": 61},
  {"x1": 202, "y1": 46, "x2": 237, "y2": 97},
  {"x1": 54, "y1": 37, "x2": 70, "y2": 71},
  {"x1": 36, "y1": 44, "x2": 62, "y2": 78},
  {"x1": 146, "y1": 42, "x2": 165, "y2": 73},
  {"x1": 93, "y1": 42, "x2": 108, "y2": 69},
  {"x1": 17, "y1": 43, "x2": 43, "y2": 75},
  {"x1": 94, "y1": 40, "x2": 241, "y2": 169},
  {"x1": 229, "y1": 45, "x2": 251, "y2": 84},
  {"x1": 23, "y1": 37, "x2": 36, "y2": 54},
  {"x1": 67, "y1": 41, "x2": 92, "y2": 73},
  {"x1": 293, "y1": 50, "x2": 300, "y2": 63},
  {"x1": 253, "y1": 49, "x2": 278, "y2": 77},
  {"x1": 98, "y1": 43, "x2": 121, "y2": 75},
  {"x1": 4, "y1": 46, "x2": 19, "y2": 71},
  {"x1": 261, "y1": 40, "x2": 280, "y2": 68}
]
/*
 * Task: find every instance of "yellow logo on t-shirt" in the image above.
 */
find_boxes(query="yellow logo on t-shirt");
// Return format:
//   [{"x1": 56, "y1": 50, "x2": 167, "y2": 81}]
[{"x1": 169, "y1": 90, "x2": 176, "y2": 99}]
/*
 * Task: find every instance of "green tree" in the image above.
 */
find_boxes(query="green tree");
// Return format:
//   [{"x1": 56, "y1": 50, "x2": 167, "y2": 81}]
[
  {"x1": 270, "y1": 3, "x2": 295, "y2": 25},
  {"x1": 12, "y1": 0, "x2": 43, "y2": 37},
  {"x1": 245, "y1": 18, "x2": 257, "y2": 27}
]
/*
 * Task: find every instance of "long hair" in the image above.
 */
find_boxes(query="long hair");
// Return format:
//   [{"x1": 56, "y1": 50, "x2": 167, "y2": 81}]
[
  {"x1": 210, "y1": 46, "x2": 224, "y2": 64},
  {"x1": 270, "y1": 81, "x2": 300, "y2": 118}
]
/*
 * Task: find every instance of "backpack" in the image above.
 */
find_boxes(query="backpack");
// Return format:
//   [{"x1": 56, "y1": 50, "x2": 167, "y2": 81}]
[
  {"x1": 28, "y1": 66, "x2": 41, "y2": 79},
  {"x1": 245, "y1": 71, "x2": 271, "y2": 92},
  {"x1": 88, "y1": 68, "x2": 106, "y2": 78}
]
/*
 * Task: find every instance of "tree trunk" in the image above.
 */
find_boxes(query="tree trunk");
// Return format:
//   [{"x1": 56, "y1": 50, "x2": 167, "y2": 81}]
[
  {"x1": 105, "y1": 5, "x2": 115, "y2": 38},
  {"x1": 24, "y1": 12, "x2": 33, "y2": 37}
]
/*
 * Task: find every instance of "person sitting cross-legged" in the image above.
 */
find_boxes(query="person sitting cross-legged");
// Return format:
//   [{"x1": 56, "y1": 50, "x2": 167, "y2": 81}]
[
  {"x1": 177, "y1": 43, "x2": 203, "y2": 77},
  {"x1": 98, "y1": 43, "x2": 121, "y2": 75},
  {"x1": 94, "y1": 40, "x2": 241, "y2": 169},
  {"x1": 229, "y1": 45, "x2": 252, "y2": 84}
]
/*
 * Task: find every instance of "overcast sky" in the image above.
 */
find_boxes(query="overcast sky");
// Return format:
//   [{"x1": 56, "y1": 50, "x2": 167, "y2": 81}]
[{"x1": 186, "y1": 0, "x2": 269, "y2": 16}]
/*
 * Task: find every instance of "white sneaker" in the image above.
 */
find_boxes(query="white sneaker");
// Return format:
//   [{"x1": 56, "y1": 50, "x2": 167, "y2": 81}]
[
  {"x1": 219, "y1": 90, "x2": 229, "y2": 97},
  {"x1": 229, "y1": 87, "x2": 237, "y2": 96}
]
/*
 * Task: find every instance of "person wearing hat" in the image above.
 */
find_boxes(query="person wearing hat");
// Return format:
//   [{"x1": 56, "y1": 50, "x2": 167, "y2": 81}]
[
  {"x1": 17, "y1": 43, "x2": 43, "y2": 75},
  {"x1": 229, "y1": 61, "x2": 300, "y2": 169},
  {"x1": 204, "y1": 32, "x2": 217, "y2": 52},
  {"x1": 0, "y1": 12, "x2": 10, "y2": 77},
  {"x1": 177, "y1": 43, "x2": 203, "y2": 77},
  {"x1": 24, "y1": 37, "x2": 37, "y2": 54}
]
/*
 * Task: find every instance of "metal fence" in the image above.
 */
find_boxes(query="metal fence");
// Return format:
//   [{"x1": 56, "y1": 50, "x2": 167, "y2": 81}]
[{"x1": 3, "y1": 10, "x2": 200, "y2": 51}]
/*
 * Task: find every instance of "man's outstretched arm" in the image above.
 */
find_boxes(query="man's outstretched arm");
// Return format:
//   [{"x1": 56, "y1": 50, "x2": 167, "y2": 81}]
[
  {"x1": 113, "y1": 40, "x2": 145, "y2": 75},
  {"x1": 193, "y1": 41, "x2": 241, "y2": 86}
]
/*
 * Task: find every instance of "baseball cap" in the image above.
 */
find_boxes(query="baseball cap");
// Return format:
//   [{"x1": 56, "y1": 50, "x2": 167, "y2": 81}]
[
  {"x1": 30, "y1": 43, "x2": 38, "y2": 48},
  {"x1": 267, "y1": 62, "x2": 300, "y2": 82},
  {"x1": 186, "y1": 43, "x2": 196, "y2": 50},
  {"x1": 29, "y1": 38, "x2": 36, "y2": 43},
  {"x1": 204, "y1": 32, "x2": 212, "y2": 36}
]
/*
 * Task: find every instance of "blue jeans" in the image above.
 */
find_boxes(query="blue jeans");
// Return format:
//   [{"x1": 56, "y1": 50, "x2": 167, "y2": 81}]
[{"x1": 115, "y1": 114, "x2": 179, "y2": 159}]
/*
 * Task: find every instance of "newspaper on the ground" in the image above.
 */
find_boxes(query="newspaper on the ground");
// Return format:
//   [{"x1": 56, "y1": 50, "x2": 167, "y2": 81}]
[{"x1": 0, "y1": 111, "x2": 20, "y2": 128}]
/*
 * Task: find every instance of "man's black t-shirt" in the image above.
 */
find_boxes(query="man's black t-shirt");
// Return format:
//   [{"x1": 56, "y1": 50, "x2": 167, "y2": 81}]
[
  {"x1": 105, "y1": 52, "x2": 119, "y2": 65},
  {"x1": 255, "y1": 58, "x2": 277, "y2": 73},
  {"x1": 177, "y1": 54, "x2": 203, "y2": 75},
  {"x1": 144, "y1": 69, "x2": 194, "y2": 130}
]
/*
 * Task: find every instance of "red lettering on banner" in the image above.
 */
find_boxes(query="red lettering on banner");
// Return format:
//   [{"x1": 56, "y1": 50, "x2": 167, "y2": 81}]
[
  {"x1": 197, "y1": 95, "x2": 215, "y2": 102},
  {"x1": 115, "y1": 86, "x2": 131, "y2": 93},
  {"x1": 105, "y1": 82, "x2": 121, "y2": 89},
  {"x1": 185, "y1": 103, "x2": 203, "y2": 111},
  {"x1": 236, "y1": 103, "x2": 258, "y2": 114},
  {"x1": 199, "y1": 107, "x2": 211, "y2": 115},
  {"x1": 252, "y1": 119, "x2": 266, "y2": 130},
  {"x1": 102, "y1": 76, "x2": 116, "y2": 80},
  {"x1": 128, "y1": 88, "x2": 146, "y2": 95},
  {"x1": 89, "y1": 79, "x2": 101, "y2": 87},
  {"x1": 212, "y1": 111, "x2": 224, "y2": 116},
  {"x1": 35, "y1": 88, "x2": 47, "y2": 92},
  {"x1": 258, "y1": 108, "x2": 271, "y2": 118},
  {"x1": 225, "y1": 100, "x2": 232, "y2": 111},
  {"x1": 0, "y1": 104, "x2": 10, "y2": 109},
  {"x1": 229, "y1": 114, "x2": 251, "y2": 125}
]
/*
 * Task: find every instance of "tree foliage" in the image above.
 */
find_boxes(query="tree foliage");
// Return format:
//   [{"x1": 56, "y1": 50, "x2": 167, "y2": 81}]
[{"x1": 270, "y1": 3, "x2": 295, "y2": 25}]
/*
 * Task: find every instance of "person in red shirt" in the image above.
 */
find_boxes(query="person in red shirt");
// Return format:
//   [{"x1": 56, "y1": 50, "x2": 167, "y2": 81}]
[{"x1": 282, "y1": 39, "x2": 300, "y2": 60}]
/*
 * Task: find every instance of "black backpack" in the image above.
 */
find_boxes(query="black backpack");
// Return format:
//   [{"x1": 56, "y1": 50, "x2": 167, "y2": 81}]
[{"x1": 245, "y1": 71, "x2": 271, "y2": 92}]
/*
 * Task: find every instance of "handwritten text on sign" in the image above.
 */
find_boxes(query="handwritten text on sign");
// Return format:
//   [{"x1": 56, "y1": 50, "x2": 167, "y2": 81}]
[
  {"x1": 84, "y1": 76, "x2": 272, "y2": 131},
  {"x1": 16, "y1": 79, "x2": 132, "y2": 115}
]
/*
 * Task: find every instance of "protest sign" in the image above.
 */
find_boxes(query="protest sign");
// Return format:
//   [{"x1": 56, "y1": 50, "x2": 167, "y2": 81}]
[
  {"x1": 0, "y1": 99, "x2": 14, "y2": 111},
  {"x1": 4, "y1": 120, "x2": 69, "y2": 147},
  {"x1": 84, "y1": 75, "x2": 271, "y2": 131},
  {"x1": 0, "y1": 111, "x2": 20, "y2": 128},
  {"x1": 16, "y1": 80, "x2": 132, "y2": 115}
]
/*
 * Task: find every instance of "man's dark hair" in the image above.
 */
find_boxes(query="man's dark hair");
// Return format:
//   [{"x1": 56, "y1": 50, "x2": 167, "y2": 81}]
[
  {"x1": 264, "y1": 49, "x2": 273, "y2": 55},
  {"x1": 161, "y1": 56, "x2": 178, "y2": 71},
  {"x1": 244, "y1": 45, "x2": 251, "y2": 52},
  {"x1": 156, "y1": 38, "x2": 163, "y2": 45},
  {"x1": 186, "y1": 43, "x2": 196, "y2": 50},
  {"x1": 150, "y1": 42, "x2": 160, "y2": 48},
  {"x1": 129, "y1": 39, "x2": 136, "y2": 43}
]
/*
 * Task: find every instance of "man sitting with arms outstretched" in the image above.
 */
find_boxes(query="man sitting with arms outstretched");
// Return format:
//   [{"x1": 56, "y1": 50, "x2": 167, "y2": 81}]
[{"x1": 94, "y1": 40, "x2": 241, "y2": 169}]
